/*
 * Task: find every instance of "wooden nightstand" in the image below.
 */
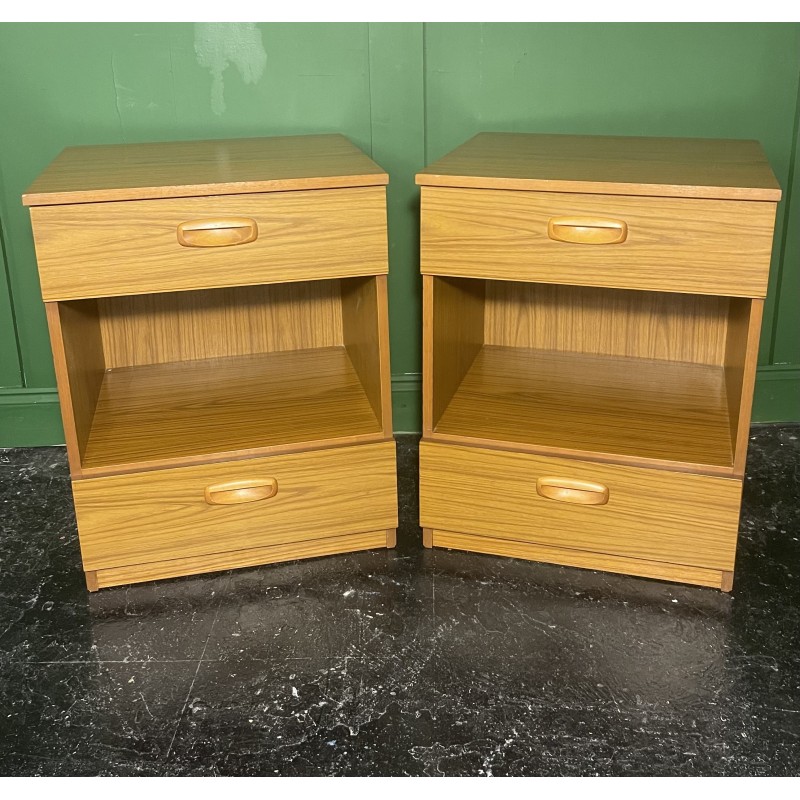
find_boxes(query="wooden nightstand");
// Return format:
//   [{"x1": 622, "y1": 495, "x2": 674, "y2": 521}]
[
  {"x1": 24, "y1": 134, "x2": 398, "y2": 590},
  {"x1": 417, "y1": 132, "x2": 781, "y2": 591}
]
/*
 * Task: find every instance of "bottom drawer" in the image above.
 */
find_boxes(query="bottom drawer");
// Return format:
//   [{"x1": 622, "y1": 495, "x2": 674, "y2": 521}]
[
  {"x1": 73, "y1": 441, "x2": 397, "y2": 571},
  {"x1": 420, "y1": 441, "x2": 742, "y2": 571}
]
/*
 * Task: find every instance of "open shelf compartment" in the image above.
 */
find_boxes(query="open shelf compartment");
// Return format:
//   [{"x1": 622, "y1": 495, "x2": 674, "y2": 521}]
[
  {"x1": 50, "y1": 276, "x2": 392, "y2": 476},
  {"x1": 424, "y1": 276, "x2": 760, "y2": 475}
]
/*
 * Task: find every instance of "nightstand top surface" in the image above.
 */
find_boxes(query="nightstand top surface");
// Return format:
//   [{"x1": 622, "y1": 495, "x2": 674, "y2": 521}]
[
  {"x1": 23, "y1": 134, "x2": 388, "y2": 206},
  {"x1": 416, "y1": 132, "x2": 781, "y2": 201}
]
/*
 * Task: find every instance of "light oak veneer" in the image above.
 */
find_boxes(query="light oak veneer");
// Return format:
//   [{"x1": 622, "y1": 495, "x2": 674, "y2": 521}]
[
  {"x1": 86, "y1": 529, "x2": 395, "y2": 590},
  {"x1": 433, "y1": 345, "x2": 734, "y2": 474},
  {"x1": 31, "y1": 186, "x2": 388, "y2": 300},
  {"x1": 81, "y1": 347, "x2": 384, "y2": 476},
  {"x1": 50, "y1": 275, "x2": 394, "y2": 478},
  {"x1": 425, "y1": 530, "x2": 733, "y2": 592},
  {"x1": 418, "y1": 132, "x2": 781, "y2": 590},
  {"x1": 23, "y1": 133, "x2": 387, "y2": 206},
  {"x1": 74, "y1": 441, "x2": 398, "y2": 573},
  {"x1": 420, "y1": 441, "x2": 741, "y2": 571},
  {"x1": 26, "y1": 134, "x2": 397, "y2": 589},
  {"x1": 416, "y1": 132, "x2": 781, "y2": 200},
  {"x1": 421, "y1": 186, "x2": 776, "y2": 297},
  {"x1": 97, "y1": 280, "x2": 344, "y2": 368}
]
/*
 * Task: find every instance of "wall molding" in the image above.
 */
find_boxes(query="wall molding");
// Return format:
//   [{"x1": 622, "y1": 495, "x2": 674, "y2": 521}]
[
  {"x1": 752, "y1": 364, "x2": 800, "y2": 422},
  {"x1": 1, "y1": 366, "x2": 797, "y2": 448},
  {"x1": 0, "y1": 386, "x2": 63, "y2": 447},
  {"x1": 391, "y1": 373, "x2": 422, "y2": 433}
]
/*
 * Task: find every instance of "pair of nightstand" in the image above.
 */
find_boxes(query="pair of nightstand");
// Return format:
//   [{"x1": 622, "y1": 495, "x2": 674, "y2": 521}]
[{"x1": 24, "y1": 132, "x2": 781, "y2": 591}]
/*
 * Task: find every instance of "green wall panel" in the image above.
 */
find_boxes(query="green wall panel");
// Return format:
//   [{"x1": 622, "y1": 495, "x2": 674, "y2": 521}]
[
  {"x1": 771, "y1": 78, "x2": 800, "y2": 367},
  {"x1": 0, "y1": 389, "x2": 62, "y2": 446},
  {"x1": 753, "y1": 367, "x2": 800, "y2": 422},
  {"x1": 367, "y1": 22, "x2": 425, "y2": 380},
  {"x1": 0, "y1": 22, "x2": 798, "y2": 444},
  {"x1": 0, "y1": 205, "x2": 22, "y2": 388}
]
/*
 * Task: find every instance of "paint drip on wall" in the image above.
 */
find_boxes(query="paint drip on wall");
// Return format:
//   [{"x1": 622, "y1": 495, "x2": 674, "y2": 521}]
[{"x1": 194, "y1": 23, "x2": 267, "y2": 115}]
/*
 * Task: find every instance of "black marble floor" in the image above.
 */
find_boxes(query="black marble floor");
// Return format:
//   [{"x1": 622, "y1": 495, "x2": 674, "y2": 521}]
[{"x1": 0, "y1": 428, "x2": 799, "y2": 776}]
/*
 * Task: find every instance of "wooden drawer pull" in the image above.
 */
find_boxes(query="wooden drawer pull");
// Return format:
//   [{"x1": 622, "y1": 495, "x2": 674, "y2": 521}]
[
  {"x1": 536, "y1": 477, "x2": 609, "y2": 506},
  {"x1": 177, "y1": 217, "x2": 258, "y2": 248},
  {"x1": 204, "y1": 478, "x2": 278, "y2": 505},
  {"x1": 547, "y1": 217, "x2": 628, "y2": 245}
]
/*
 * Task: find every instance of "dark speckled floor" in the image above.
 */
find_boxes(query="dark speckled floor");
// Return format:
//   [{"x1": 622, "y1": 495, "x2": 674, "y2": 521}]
[{"x1": 1, "y1": 427, "x2": 799, "y2": 776}]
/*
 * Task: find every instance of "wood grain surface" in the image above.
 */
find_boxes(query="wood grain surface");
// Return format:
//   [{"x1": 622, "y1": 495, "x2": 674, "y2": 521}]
[
  {"x1": 428, "y1": 529, "x2": 731, "y2": 590},
  {"x1": 46, "y1": 301, "x2": 105, "y2": 475},
  {"x1": 86, "y1": 529, "x2": 392, "y2": 590},
  {"x1": 80, "y1": 347, "x2": 384, "y2": 474},
  {"x1": 74, "y1": 441, "x2": 398, "y2": 572},
  {"x1": 484, "y1": 281, "x2": 731, "y2": 365},
  {"x1": 420, "y1": 186, "x2": 776, "y2": 297},
  {"x1": 724, "y1": 298, "x2": 764, "y2": 476},
  {"x1": 23, "y1": 134, "x2": 388, "y2": 206},
  {"x1": 31, "y1": 186, "x2": 388, "y2": 300},
  {"x1": 424, "y1": 275, "x2": 485, "y2": 432},
  {"x1": 432, "y1": 345, "x2": 734, "y2": 472},
  {"x1": 416, "y1": 132, "x2": 781, "y2": 201},
  {"x1": 341, "y1": 275, "x2": 393, "y2": 434},
  {"x1": 30, "y1": 133, "x2": 397, "y2": 584},
  {"x1": 416, "y1": 131, "x2": 776, "y2": 590},
  {"x1": 97, "y1": 280, "x2": 344, "y2": 368},
  {"x1": 419, "y1": 441, "x2": 742, "y2": 571},
  {"x1": 374, "y1": 275, "x2": 394, "y2": 436}
]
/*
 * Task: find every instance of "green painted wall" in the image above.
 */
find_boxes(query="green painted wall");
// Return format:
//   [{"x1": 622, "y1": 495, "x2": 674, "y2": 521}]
[{"x1": 0, "y1": 22, "x2": 798, "y2": 444}]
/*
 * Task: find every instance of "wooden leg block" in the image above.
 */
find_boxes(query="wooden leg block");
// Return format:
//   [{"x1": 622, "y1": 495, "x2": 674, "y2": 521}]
[
  {"x1": 88, "y1": 529, "x2": 388, "y2": 590},
  {"x1": 720, "y1": 570, "x2": 734, "y2": 592},
  {"x1": 386, "y1": 528, "x2": 397, "y2": 548},
  {"x1": 422, "y1": 527, "x2": 433, "y2": 548},
  {"x1": 429, "y1": 528, "x2": 730, "y2": 590},
  {"x1": 85, "y1": 570, "x2": 100, "y2": 592}
]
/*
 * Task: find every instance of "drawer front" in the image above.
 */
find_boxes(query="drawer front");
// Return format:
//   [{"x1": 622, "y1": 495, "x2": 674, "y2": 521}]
[
  {"x1": 419, "y1": 441, "x2": 742, "y2": 570},
  {"x1": 31, "y1": 186, "x2": 388, "y2": 301},
  {"x1": 420, "y1": 187, "x2": 776, "y2": 297},
  {"x1": 73, "y1": 441, "x2": 397, "y2": 571}
]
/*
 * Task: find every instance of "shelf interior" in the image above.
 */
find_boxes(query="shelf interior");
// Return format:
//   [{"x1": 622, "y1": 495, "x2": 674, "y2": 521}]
[
  {"x1": 82, "y1": 346, "x2": 383, "y2": 471},
  {"x1": 427, "y1": 277, "x2": 754, "y2": 472},
  {"x1": 54, "y1": 276, "x2": 389, "y2": 473},
  {"x1": 434, "y1": 345, "x2": 733, "y2": 468}
]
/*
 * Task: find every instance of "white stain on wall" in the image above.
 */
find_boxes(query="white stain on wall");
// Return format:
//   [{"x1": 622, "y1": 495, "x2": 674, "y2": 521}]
[{"x1": 194, "y1": 23, "x2": 267, "y2": 115}]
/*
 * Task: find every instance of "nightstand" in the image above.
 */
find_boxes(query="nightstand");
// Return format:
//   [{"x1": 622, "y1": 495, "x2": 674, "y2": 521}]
[
  {"x1": 417, "y1": 132, "x2": 781, "y2": 590},
  {"x1": 24, "y1": 134, "x2": 398, "y2": 590}
]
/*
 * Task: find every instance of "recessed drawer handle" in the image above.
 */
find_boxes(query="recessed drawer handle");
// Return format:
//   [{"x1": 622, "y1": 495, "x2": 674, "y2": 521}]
[
  {"x1": 536, "y1": 477, "x2": 609, "y2": 506},
  {"x1": 547, "y1": 217, "x2": 628, "y2": 245},
  {"x1": 204, "y1": 478, "x2": 278, "y2": 505},
  {"x1": 177, "y1": 217, "x2": 258, "y2": 248}
]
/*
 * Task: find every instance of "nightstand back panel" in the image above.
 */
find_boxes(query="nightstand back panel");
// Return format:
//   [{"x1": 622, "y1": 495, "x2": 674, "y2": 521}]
[
  {"x1": 484, "y1": 281, "x2": 731, "y2": 365},
  {"x1": 96, "y1": 280, "x2": 344, "y2": 368}
]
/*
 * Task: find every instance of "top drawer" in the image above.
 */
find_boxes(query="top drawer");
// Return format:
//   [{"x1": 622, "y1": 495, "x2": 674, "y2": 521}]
[
  {"x1": 30, "y1": 186, "x2": 388, "y2": 300},
  {"x1": 420, "y1": 187, "x2": 777, "y2": 297}
]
